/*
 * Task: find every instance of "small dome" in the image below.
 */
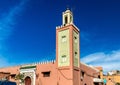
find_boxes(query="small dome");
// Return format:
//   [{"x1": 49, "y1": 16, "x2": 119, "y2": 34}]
[
  {"x1": 64, "y1": 8, "x2": 72, "y2": 14},
  {"x1": 65, "y1": 9, "x2": 70, "y2": 12}
]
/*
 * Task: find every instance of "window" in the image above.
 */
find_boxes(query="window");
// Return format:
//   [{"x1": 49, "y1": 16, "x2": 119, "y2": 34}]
[
  {"x1": 75, "y1": 52, "x2": 77, "y2": 56},
  {"x1": 65, "y1": 16, "x2": 68, "y2": 24},
  {"x1": 62, "y1": 35, "x2": 66, "y2": 38},
  {"x1": 10, "y1": 74, "x2": 16, "y2": 79},
  {"x1": 81, "y1": 71, "x2": 85, "y2": 79},
  {"x1": 70, "y1": 15, "x2": 72, "y2": 23},
  {"x1": 98, "y1": 75, "x2": 100, "y2": 78},
  {"x1": 61, "y1": 35, "x2": 67, "y2": 42},
  {"x1": 42, "y1": 71, "x2": 50, "y2": 77},
  {"x1": 61, "y1": 55, "x2": 67, "y2": 63},
  {"x1": 74, "y1": 36, "x2": 77, "y2": 43},
  {"x1": 74, "y1": 36, "x2": 77, "y2": 39},
  {"x1": 94, "y1": 83, "x2": 99, "y2": 85}
]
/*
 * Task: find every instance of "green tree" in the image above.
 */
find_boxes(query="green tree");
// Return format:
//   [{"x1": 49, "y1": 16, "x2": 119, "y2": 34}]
[{"x1": 15, "y1": 73, "x2": 24, "y2": 83}]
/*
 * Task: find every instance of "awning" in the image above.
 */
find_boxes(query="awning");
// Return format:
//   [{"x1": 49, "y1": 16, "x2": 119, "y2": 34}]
[{"x1": 93, "y1": 78, "x2": 103, "y2": 83}]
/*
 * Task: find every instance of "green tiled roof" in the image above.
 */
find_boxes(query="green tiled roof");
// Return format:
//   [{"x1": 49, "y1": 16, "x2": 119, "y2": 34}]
[{"x1": 20, "y1": 66, "x2": 36, "y2": 69}]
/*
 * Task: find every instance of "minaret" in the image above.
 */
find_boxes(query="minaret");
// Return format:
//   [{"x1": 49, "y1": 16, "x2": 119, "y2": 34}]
[
  {"x1": 62, "y1": 8, "x2": 73, "y2": 26},
  {"x1": 56, "y1": 9, "x2": 80, "y2": 85}
]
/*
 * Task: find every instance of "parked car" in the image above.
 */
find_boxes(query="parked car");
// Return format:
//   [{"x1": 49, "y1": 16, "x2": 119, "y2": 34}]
[{"x1": 0, "y1": 81, "x2": 16, "y2": 85}]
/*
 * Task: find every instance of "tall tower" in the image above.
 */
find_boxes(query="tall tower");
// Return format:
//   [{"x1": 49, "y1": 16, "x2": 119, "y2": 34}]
[{"x1": 56, "y1": 9, "x2": 80, "y2": 85}]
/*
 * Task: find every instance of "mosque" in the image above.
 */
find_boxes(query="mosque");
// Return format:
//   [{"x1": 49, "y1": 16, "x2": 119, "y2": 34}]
[{"x1": 0, "y1": 9, "x2": 103, "y2": 85}]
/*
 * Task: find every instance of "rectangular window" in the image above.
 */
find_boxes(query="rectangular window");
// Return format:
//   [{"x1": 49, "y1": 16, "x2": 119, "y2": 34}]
[
  {"x1": 62, "y1": 36, "x2": 66, "y2": 38},
  {"x1": 10, "y1": 74, "x2": 16, "y2": 79},
  {"x1": 75, "y1": 52, "x2": 77, "y2": 58},
  {"x1": 81, "y1": 71, "x2": 85, "y2": 79},
  {"x1": 61, "y1": 35, "x2": 67, "y2": 42},
  {"x1": 42, "y1": 71, "x2": 50, "y2": 77},
  {"x1": 65, "y1": 16, "x2": 68, "y2": 24},
  {"x1": 75, "y1": 52, "x2": 77, "y2": 56},
  {"x1": 61, "y1": 55, "x2": 67, "y2": 63},
  {"x1": 74, "y1": 36, "x2": 77, "y2": 39},
  {"x1": 74, "y1": 36, "x2": 77, "y2": 43}
]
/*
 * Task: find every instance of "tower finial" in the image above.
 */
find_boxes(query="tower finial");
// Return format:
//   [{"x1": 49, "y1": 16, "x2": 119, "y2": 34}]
[
  {"x1": 62, "y1": 8, "x2": 73, "y2": 26},
  {"x1": 66, "y1": 5, "x2": 69, "y2": 10},
  {"x1": 67, "y1": 7, "x2": 69, "y2": 10}
]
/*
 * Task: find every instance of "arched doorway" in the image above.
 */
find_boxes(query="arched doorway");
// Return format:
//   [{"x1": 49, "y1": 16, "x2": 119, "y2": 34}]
[{"x1": 25, "y1": 76, "x2": 31, "y2": 85}]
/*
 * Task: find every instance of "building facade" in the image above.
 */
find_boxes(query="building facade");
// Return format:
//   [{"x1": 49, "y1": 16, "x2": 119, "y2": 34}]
[
  {"x1": 0, "y1": 9, "x2": 103, "y2": 85},
  {"x1": 96, "y1": 67, "x2": 120, "y2": 85}
]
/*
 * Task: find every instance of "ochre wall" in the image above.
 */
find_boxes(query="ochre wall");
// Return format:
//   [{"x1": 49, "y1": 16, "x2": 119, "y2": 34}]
[
  {"x1": 103, "y1": 75, "x2": 120, "y2": 84},
  {"x1": 96, "y1": 67, "x2": 120, "y2": 85}
]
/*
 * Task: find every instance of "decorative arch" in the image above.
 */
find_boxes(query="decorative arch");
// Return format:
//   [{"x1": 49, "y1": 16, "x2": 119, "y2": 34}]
[{"x1": 25, "y1": 76, "x2": 31, "y2": 85}]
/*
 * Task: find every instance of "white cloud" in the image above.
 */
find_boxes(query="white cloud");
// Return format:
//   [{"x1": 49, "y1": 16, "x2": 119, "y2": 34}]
[{"x1": 81, "y1": 50, "x2": 120, "y2": 73}]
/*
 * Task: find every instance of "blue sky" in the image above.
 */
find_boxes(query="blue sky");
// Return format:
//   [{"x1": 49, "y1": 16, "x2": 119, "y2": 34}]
[{"x1": 0, "y1": 0, "x2": 120, "y2": 72}]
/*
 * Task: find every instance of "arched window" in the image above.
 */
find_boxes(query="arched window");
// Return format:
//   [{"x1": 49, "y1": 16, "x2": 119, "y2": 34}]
[{"x1": 65, "y1": 16, "x2": 68, "y2": 24}]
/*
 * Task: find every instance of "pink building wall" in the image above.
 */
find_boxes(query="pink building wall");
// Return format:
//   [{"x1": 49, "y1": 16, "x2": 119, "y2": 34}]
[
  {"x1": 0, "y1": 62, "x2": 100, "y2": 85},
  {"x1": 80, "y1": 63, "x2": 100, "y2": 85},
  {"x1": 35, "y1": 62, "x2": 57, "y2": 85}
]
